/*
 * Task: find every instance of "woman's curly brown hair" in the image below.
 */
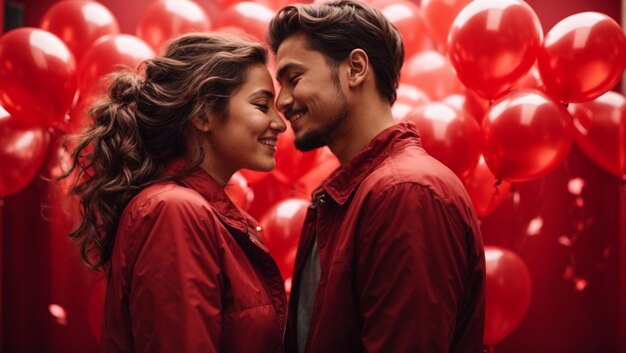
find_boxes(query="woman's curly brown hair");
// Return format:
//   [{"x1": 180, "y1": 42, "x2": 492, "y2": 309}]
[{"x1": 59, "y1": 33, "x2": 267, "y2": 270}]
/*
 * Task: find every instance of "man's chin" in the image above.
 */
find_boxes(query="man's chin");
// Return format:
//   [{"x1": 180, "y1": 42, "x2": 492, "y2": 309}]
[{"x1": 294, "y1": 131, "x2": 325, "y2": 152}]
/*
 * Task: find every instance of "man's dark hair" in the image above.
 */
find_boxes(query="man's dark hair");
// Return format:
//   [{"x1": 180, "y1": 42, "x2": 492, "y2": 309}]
[{"x1": 268, "y1": 0, "x2": 404, "y2": 104}]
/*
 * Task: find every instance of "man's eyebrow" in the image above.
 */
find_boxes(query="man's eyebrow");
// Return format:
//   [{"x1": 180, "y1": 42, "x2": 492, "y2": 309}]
[{"x1": 276, "y1": 63, "x2": 303, "y2": 82}]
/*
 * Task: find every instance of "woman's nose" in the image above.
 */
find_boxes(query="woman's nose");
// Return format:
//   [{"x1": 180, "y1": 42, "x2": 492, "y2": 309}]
[
  {"x1": 270, "y1": 106, "x2": 287, "y2": 132},
  {"x1": 275, "y1": 87, "x2": 292, "y2": 113}
]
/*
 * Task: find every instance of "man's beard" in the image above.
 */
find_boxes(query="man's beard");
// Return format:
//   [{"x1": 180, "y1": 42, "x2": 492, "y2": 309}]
[{"x1": 294, "y1": 89, "x2": 348, "y2": 152}]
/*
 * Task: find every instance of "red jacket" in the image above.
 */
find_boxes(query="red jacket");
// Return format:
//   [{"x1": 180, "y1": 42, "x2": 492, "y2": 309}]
[
  {"x1": 102, "y1": 162, "x2": 287, "y2": 353},
  {"x1": 286, "y1": 122, "x2": 485, "y2": 353}
]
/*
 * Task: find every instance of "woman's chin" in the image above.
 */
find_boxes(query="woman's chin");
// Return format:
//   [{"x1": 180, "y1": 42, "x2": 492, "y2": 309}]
[{"x1": 244, "y1": 161, "x2": 274, "y2": 173}]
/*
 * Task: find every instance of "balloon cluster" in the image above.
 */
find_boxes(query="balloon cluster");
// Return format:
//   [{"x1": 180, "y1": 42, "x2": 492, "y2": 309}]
[
  {"x1": 396, "y1": 0, "x2": 623, "y2": 346},
  {"x1": 402, "y1": 0, "x2": 625, "y2": 189},
  {"x1": 0, "y1": 0, "x2": 624, "y2": 347}
]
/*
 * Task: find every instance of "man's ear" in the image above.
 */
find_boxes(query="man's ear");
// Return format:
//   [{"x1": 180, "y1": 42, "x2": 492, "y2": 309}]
[
  {"x1": 191, "y1": 114, "x2": 211, "y2": 133},
  {"x1": 347, "y1": 49, "x2": 368, "y2": 87}
]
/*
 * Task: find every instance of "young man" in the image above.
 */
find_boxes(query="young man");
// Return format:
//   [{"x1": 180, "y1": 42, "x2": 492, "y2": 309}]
[{"x1": 268, "y1": 1, "x2": 485, "y2": 352}]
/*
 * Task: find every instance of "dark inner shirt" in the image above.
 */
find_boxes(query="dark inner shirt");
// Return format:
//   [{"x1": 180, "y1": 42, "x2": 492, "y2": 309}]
[{"x1": 296, "y1": 236, "x2": 320, "y2": 353}]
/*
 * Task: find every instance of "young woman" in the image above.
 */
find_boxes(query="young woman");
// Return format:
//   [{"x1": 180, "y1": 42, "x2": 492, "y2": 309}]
[{"x1": 61, "y1": 33, "x2": 287, "y2": 353}]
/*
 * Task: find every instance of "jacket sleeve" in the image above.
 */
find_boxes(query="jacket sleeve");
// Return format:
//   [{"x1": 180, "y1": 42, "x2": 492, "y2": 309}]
[
  {"x1": 355, "y1": 182, "x2": 472, "y2": 353},
  {"x1": 126, "y1": 194, "x2": 223, "y2": 353}
]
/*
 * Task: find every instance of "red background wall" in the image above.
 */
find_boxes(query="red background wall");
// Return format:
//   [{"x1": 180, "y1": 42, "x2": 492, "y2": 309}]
[{"x1": 1, "y1": 0, "x2": 624, "y2": 352}]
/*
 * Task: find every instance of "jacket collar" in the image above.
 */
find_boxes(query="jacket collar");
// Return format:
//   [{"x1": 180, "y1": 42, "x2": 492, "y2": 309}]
[
  {"x1": 164, "y1": 158, "x2": 259, "y2": 235},
  {"x1": 318, "y1": 121, "x2": 422, "y2": 205}
]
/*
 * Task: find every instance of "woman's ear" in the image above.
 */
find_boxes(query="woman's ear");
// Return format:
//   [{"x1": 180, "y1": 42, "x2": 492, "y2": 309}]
[
  {"x1": 191, "y1": 115, "x2": 211, "y2": 133},
  {"x1": 347, "y1": 49, "x2": 368, "y2": 87}
]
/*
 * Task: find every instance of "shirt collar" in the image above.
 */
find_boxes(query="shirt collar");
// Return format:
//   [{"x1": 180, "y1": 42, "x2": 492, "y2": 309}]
[
  {"x1": 318, "y1": 121, "x2": 422, "y2": 205},
  {"x1": 164, "y1": 158, "x2": 259, "y2": 235}
]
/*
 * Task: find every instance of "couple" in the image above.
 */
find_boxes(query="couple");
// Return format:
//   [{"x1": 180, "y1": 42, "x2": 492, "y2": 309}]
[{"x1": 62, "y1": 1, "x2": 485, "y2": 352}]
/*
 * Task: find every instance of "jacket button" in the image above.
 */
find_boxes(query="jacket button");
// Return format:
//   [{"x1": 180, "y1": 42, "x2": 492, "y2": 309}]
[
  {"x1": 255, "y1": 226, "x2": 262, "y2": 232},
  {"x1": 318, "y1": 195, "x2": 327, "y2": 206}
]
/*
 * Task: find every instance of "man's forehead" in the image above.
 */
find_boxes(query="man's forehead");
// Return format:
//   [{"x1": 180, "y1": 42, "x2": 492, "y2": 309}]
[
  {"x1": 276, "y1": 47, "x2": 317, "y2": 74},
  {"x1": 276, "y1": 32, "x2": 311, "y2": 58}
]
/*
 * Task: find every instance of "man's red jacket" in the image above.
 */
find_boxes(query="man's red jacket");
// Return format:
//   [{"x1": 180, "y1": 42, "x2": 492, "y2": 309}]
[{"x1": 286, "y1": 122, "x2": 485, "y2": 353}]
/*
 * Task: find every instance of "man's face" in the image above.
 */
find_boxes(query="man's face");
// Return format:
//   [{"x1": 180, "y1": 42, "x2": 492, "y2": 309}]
[{"x1": 275, "y1": 33, "x2": 349, "y2": 151}]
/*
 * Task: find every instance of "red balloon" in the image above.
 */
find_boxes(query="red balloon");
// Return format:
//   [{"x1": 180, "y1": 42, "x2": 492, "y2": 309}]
[
  {"x1": 40, "y1": 0, "x2": 120, "y2": 64},
  {"x1": 511, "y1": 64, "x2": 544, "y2": 91},
  {"x1": 0, "y1": 107, "x2": 51, "y2": 196},
  {"x1": 401, "y1": 50, "x2": 463, "y2": 101},
  {"x1": 45, "y1": 143, "x2": 81, "y2": 228},
  {"x1": 569, "y1": 91, "x2": 626, "y2": 178},
  {"x1": 484, "y1": 246, "x2": 532, "y2": 346},
  {"x1": 371, "y1": 0, "x2": 431, "y2": 57},
  {"x1": 443, "y1": 90, "x2": 490, "y2": 124},
  {"x1": 482, "y1": 89, "x2": 573, "y2": 182},
  {"x1": 62, "y1": 89, "x2": 97, "y2": 134},
  {"x1": 225, "y1": 171, "x2": 254, "y2": 211},
  {"x1": 212, "y1": 26, "x2": 257, "y2": 40},
  {"x1": 463, "y1": 155, "x2": 511, "y2": 217},
  {"x1": 392, "y1": 83, "x2": 430, "y2": 121},
  {"x1": 259, "y1": 198, "x2": 310, "y2": 278},
  {"x1": 282, "y1": 248, "x2": 297, "y2": 297},
  {"x1": 214, "y1": 2, "x2": 275, "y2": 43},
  {"x1": 420, "y1": 0, "x2": 472, "y2": 51},
  {"x1": 271, "y1": 0, "x2": 314, "y2": 10},
  {"x1": 136, "y1": 0, "x2": 212, "y2": 52},
  {"x1": 274, "y1": 126, "x2": 321, "y2": 184},
  {"x1": 292, "y1": 148, "x2": 340, "y2": 199},
  {"x1": 216, "y1": 0, "x2": 276, "y2": 11},
  {"x1": 404, "y1": 102, "x2": 481, "y2": 178},
  {"x1": 537, "y1": 12, "x2": 626, "y2": 104},
  {"x1": 197, "y1": 0, "x2": 225, "y2": 26},
  {"x1": 215, "y1": 0, "x2": 243, "y2": 10},
  {"x1": 0, "y1": 28, "x2": 77, "y2": 127},
  {"x1": 448, "y1": 0, "x2": 543, "y2": 100},
  {"x1": 247, "y1": 172, "x2": 293, "y2": 219},
  {"x1": 78, "y1": 34, "x2": 155, "y2": 95}
]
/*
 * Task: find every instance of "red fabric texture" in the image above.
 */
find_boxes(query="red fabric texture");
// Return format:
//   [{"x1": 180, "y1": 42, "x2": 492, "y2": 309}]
[
  {"x1": 102, "y1": 161, "x2": 287, "y2": 353},
  {"x1": 286, "y1": 122, "x2": 486, "y2": 353}
]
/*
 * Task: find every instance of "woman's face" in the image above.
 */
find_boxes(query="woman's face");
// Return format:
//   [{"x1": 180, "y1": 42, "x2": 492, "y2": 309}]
[{"x1": 200, "y1": 63, "x2": 286, "y2": 182}]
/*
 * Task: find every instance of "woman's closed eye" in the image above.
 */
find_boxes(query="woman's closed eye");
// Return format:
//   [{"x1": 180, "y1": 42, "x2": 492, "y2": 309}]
[{"x1": 254, "y1": 103, "x2": 270, "y2": 112}]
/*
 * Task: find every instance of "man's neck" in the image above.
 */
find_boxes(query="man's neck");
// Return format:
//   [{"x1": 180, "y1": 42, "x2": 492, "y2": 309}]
[{"x1": 328, "y1": 103, "x2": 395, "y2": 166}]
